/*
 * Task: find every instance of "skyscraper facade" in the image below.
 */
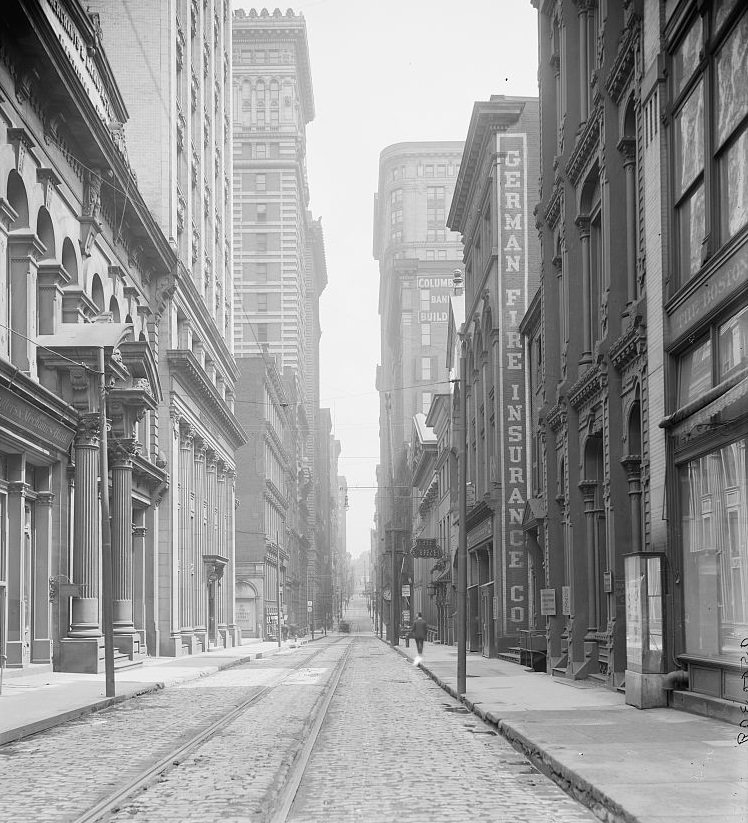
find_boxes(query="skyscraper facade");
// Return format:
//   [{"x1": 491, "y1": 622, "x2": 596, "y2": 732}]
[
  {"x1": 97, "y1": 0, "x2": 244, "y2": 656},
  {"x1": 373, "y1": 141, "x2": 464, "y2": 640}
]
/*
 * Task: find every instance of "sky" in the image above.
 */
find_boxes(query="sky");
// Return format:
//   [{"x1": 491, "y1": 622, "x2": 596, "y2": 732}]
[{"x1": 234, "y1": 0, "x2": 540, "y2": 559}]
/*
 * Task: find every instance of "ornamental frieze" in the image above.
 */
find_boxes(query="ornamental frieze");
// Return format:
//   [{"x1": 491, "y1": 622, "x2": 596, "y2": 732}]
[
  {"x1": 546, "y1": 400, "x2": 567, "y2": 433},
  {"x1": 609, "y1": 315, "x2": 646, "y2": 373},
  {"x1": 606, "y1": 16, "x2": 640, "y2": 104},
  {"x1": 565, "y1": 106, "x2": 602, "y2": 187},
  {"x1": 568, "y1": 360, "x2": 608, "y2": 411}
]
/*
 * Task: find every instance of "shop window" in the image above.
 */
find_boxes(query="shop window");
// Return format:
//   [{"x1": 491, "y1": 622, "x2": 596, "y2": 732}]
[{"x1": 680, "y1": 437, "x2": 748, "y2": 658}]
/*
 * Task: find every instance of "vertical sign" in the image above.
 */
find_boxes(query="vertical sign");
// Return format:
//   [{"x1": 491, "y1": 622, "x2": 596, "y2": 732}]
[{"x1": 498, "y1": 132, "x2": 529, "y2": 633}]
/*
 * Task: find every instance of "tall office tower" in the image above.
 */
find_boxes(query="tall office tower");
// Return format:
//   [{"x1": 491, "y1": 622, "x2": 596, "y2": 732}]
[
  {"x1": 97, "y1": 0, "x2": 245, "y2": 655},
  {"x1": 232, "y1": 8, "x2": 328, "y2": 631},
  {"x1": 373, "y1": 142, "x2": 464, "y2": 639},
  {"x1": 232, "y1": 8, "x2": 316, "y2": 371}
]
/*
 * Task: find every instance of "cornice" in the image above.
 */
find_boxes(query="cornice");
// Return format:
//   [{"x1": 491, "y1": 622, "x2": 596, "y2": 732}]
[
  {"x1": 543, "y1": 181, "x2": 563, "y2": 229},
  {"x1": 568, "y1": 361, "x2": 607, "y2": 410},
  {"x1": 609, "y1": 316, "x2": 646, "y2": 372},
  {"x1": 565, "y1": 107, "x2": 602, "y2": 186},
  {"x1": 546, "y1": 400, "x2": 567, "y2": 432},
  {"x1": 166, "y1": 350, "x2": 246, "y2": 449},
  {"x1": 606, "y1": 16, "x2": 640, "y2": 104}
]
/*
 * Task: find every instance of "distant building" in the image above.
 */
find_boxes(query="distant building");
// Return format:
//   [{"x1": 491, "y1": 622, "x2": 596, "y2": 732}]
[
  {"x1": 98, "y1": 0, "x2": 245, "y2": 655},
  {"x1": 447, "y1": 96, "x2": 541, "y2": 657},
  {"x1": 374, "y1": 141, "x2": 464, "y2": 641},
  {"x1": 231, "y1": 7, "x2": 328, "y2": 632}
]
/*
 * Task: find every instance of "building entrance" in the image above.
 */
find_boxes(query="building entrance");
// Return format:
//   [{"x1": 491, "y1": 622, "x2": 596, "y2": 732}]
[{"x1": 480, "y1": 583, "x2": 494, "y2": 657}]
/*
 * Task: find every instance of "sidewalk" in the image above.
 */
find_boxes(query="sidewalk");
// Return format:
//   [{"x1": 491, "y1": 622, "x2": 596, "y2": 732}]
[
  {"x1": 0, "y1": 636, "x2": 310, "y2": 746},
  {"x1": 394, "y1": 640, "x2": 747, "y2": 823}
]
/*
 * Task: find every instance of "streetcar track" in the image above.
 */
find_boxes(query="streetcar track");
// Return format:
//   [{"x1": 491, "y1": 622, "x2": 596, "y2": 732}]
[
  {"x1": 72, "y1": 637, "x2": 346, "y2": 823},
  {"x1": 271, "y1": 638, "x2": 354, "y2": 823}
]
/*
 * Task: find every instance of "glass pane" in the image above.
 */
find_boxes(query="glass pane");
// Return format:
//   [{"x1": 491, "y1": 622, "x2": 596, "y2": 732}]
[
  {"x1": 678, "y1": 337, "x2": 712, "y2": 406},
  {"x1": 714, "y1": 0, "x2": 740, "y2": 33},
  {"x1": 718, "y1": 304, "x2": 748, "y2": 381},
  {"x1": 676, "y1": 82, "x2": 704, "y2": 195},
  {"x1": 681, "y1": 439, "x2": 748, "y2": 659},
  {"x1": 678, "y1": 183, "x2": 705, "y2": 282},
  {"x1": 720, "y1": 127, "x2": 748, "y2": 239},
  {"x1": 673, "y1": 16, "x2": 702, "y2": 96},
  {"x1": 715, "y1": 11, "x2": 748, "y2": 147}
]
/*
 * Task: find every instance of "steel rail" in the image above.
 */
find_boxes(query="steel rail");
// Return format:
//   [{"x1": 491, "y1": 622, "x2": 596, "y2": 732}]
[
  {"x1": 73, "y1": 637, "x2": 345, "y2": 823},
  {"x1": 270, "y1": 638, "x2": 354, "y2": 823}
]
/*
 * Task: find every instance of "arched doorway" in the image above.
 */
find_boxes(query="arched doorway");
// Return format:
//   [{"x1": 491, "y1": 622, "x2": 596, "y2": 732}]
[{"x1": 236, "y1": 581, "x2": 258, "y2": 637}]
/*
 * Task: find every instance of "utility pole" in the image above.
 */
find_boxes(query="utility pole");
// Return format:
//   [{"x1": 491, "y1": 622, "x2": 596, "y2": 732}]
[
  {"x1": 99, "y1": 347, "x2": 115, "y2": 698},
  {"x1": 457, "y1": 336, "x2": 467, "y2": 695},
  {"x1": 385, "y1": 392, "x2": 399, "y2": 646}
]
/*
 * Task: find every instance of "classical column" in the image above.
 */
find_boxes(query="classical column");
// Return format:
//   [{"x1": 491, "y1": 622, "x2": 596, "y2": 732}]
[
  {"x1": 621, "y1": 456, "x2": 643, "y2": 553},
  {"x1": 618, "y1": 138, "x2": 638, "y2": 307},
  {"x1": 216, "y1": 461, "x2": 227, "y2": 635},
  {"x1": 226, "y1": 469, "x2": 238, "y2": 642},
  {"x1": 32, "y1": 488, "x2": 55, "y2": 663},
  {"x1": 206, "y1": 450, "x2": 218, "y2": 556},
  {"x1": 69, "y1": 413, "x2": 102, "y2": 637},
  {"x1": 579, "y1": 479, "x2": 598, "y2": 631},
  {"x1": 178, "y1": 423, "x2": 194, "y2": 633},
  {"x1": 480, "y1": 350, "x2": 490, "y2": 497},
  {"x1": 576, "y1": 215, "x2": 592, "y2": 364},
  {"x1": 6, "y1": 468, "x2": 29, "y2": 667},
  {"x1": 110, "y1": 438, "x2": 139, "y2": 643},
  {"x1": 132, "y1": 513, "x2": 148, "y2": 651},
  {"x1": 193, "y1": 439, "x2": 207, "y2": 640},
  {"x1": 578, "y1": 0, "x2": 589, "y2": 124}
]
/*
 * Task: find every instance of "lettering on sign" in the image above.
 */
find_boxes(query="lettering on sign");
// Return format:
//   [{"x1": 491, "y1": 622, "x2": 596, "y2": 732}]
[
  {"x1": 540, "y1": 588, "x2": 556, "y2": 616},
  {"x1": 41, "y1": 0, "x2": 116, "y2": 128},
  {"x1": 467, "y1": 517, "x2": 492, "y2": 549},
  {"x1": 500, "y1": 134, "x2": 529, "y2": 630},
  {"x1": 670, "y1": 242, "x2": 748, "y2": 340},
  {"x1": 561, "y1": 585, "x2": 572, "y2": 616},
  {"x1": 0, "y1": 387, "x2": 75, "y2": 451}
]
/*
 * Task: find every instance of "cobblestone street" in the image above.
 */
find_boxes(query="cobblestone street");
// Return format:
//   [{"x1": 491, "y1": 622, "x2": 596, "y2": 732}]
[{"x1": 0, "y1": 632, "x2": 598, "y2": 822}]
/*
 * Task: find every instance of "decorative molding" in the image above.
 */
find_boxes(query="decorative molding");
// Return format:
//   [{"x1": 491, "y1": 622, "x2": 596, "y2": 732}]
[
  {"x1": 546, "y1": 401, "x2": 567, "y2": 433},
  {"x1": 7, "y1": 127, "x2": 35, "y2": 173},
  {"x1": 606, "y1": 16, "x2": 640, "y2": 104},
  {"x1": 36, "y1": 168, "x2": 61, "y2": 209},
  {"x1": 565, "y1": 107, "x2": 602, "y2": 186},
  {"x1": 568, "y1": 360, "x2": 607, "y2": 411},
  {"x1": 609, "y1": 316, "x2": 646, "y2": 372}
]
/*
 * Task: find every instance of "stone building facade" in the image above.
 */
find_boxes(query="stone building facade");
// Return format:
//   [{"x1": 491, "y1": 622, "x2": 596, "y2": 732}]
[
  {"x1": 97, "y1": 0, "x2": 244, "y2": 655},
  {"x1": 447, "y1": 97, "x2": 541, "y2": 657},
  {"x1": 0, "y1": 0, "x2": 171, "y2": 673},
  {"x1": 530, "y1": 0, "x2": 746, "y2": 716}
]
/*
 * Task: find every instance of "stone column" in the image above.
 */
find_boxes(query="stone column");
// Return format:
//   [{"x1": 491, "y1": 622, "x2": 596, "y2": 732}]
[
  {"x1": 193, "y1": 439, "x2": 208, "y2": 645},
  {"x1": 206, "y1": 451, "x2": 218, "y2": 556},
  {"x1": 618, "y1": 138, "x2": 637, "y2": 307},
  {"x1": 110, "y1": 438, "x2": 139, "y2": 653},
  {"x1": 579, "y1": 479, "x2": 598, "y2": 631},
  {"x1": 217, "y1": 461, "x2": 227, "y2": 638},
  {"x1": 132, "y1": 513, "x2": 148, "y2": 651},
  {"x1": 578, "y1": 0, "x2": 589, "y2": 124},
  {"x1": 32, "y1": 488, "x2": 55, "y2": 663},
  {"x1": 576, "y1": 216, "x2": 592, "y2": 364},
  {"x1": 480, "y1": 350, "x2": 490, "y2": 497},
  {"x1": 178, "y1": 423, "x2": 194, "y2": 637},
  {"x1": 69, "y1": 414, "x2": 102, "y2": 638},
  {"x1": 6, "y1": 464, "x2": 29, "y2": 667},
  {"x1": 226, "y1": 469, "x2": 238, "y2": 644},
  {"x1": 621, "y1": 456, "x2": 643, "y2": 554}
]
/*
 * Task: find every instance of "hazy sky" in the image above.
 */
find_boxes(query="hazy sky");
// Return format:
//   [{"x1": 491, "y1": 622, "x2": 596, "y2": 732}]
[{"x1": 234, "y1": 0, "x2": 540, "y2": 558}]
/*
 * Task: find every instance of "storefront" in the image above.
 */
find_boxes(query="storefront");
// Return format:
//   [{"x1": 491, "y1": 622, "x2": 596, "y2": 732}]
[{"x1": 466, "y1": 509, "x2": 493, "y2": 656}]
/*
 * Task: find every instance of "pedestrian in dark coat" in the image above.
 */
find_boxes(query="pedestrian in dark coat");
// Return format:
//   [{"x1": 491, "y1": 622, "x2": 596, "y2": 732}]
[{"x1": 410, "y1": 612, "x2": 428, "y2": 656}]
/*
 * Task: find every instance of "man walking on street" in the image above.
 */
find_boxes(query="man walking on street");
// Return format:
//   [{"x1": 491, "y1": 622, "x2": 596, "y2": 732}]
[{"x1": 410, "y1": 612, "x2": 427, "y2": 664}]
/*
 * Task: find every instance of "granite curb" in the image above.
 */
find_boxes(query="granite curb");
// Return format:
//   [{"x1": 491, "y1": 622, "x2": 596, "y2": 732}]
[
  {"x1": 390, "y1": 641, "x2": 635, "y2": 823},
  {"x1": 0, "y1": 638, "x2": 314, "y2": 747}
]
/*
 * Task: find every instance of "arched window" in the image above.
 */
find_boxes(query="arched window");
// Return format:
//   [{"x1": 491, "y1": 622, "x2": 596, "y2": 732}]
[
  {"x1": 62, "y1": 237, "x2": 78, "y2": 283},
  {"x1": 36, "y1": 207, "x2": 55, "y2": 260},
  {"x1": 109, "y1": 296, "x2": 120, "y2": 322},
  {"x1": 91, "y1": 274, "x2": 105, "y2": 312},
  {"x1": 7, "y1": 171, "x2": 29, "y2": 228}
]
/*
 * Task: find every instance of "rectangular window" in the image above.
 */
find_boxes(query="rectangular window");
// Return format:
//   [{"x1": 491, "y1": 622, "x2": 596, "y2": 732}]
[
  {"x1": 421, "y1": 323, "x2": 431, "y2": 347},
  {"x1": 257, "y1": 204, "x2": 267, "y2": 222},
  {"x1": 255, "y1": 323, "x2": 268, "y2": 342},
  {"x1": 437, "y1": 250, "x2": 447, "y2": 260},
  {"x1": 256, "y1": 143, "x2": 267, "y2": 159},
  {"x1": 680, "y1": 437, "x2": 748, "y2": 659},
  {"x1": 420, "y1": 289, "x2": 430, "y2": 313},
  {"x1": 422, "y1": 392, "x2": 433, "y2": 415},
  {"x1": 257, "y1": 293, "x2": 268, "y2": 313},
  {"x1": 718, "y1": 304, "x2": 748, "y2": 380},
  {"x1": 421, "y1": 357, "x2": 431, "y2": 381},
  {"x1": 256, "y1": 174, "x2": 266, "y2": 192},
  {"x1": 437, "y1": 164, "x2": 446, "y2": 177},
  {"x1": 256, "y1": 233, "x2": 268, "y2": 253},
  {"x1": 426, "y1": 250, "x2": 435, "y2": 261},
  {"x1": 256, "y1": 262, "x2": 268, "y2": 282},
  {"x1": 424, "y1": 165, "x2": 434, "y2": 177},
  {"x1": 678, "y1": 337, "x2": 713, "y2": 406}
]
